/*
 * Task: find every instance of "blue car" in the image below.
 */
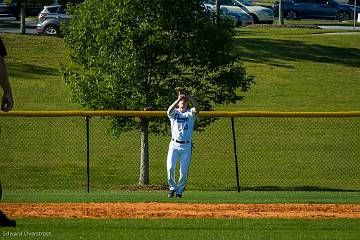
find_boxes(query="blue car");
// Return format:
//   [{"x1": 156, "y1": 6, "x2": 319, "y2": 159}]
[{"x1": 273, "y1": 0, "x2": 360, "y2": 21}]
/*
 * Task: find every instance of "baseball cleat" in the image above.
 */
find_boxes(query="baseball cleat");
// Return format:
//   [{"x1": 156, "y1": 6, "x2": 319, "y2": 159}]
[
  {"x1": 176, "y1": 193, "x2": 182, "y2": 198},
  {"x1": 0, "y1": 211, "x2": 16, "y2": 227},
  {"x1": 167, "y1": 190, "x2": 175, "y2": 198}
]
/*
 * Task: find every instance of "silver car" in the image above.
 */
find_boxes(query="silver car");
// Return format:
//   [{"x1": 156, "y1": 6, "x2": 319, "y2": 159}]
[
  {"x1": 203, "y1": 0, "x2": 254, "y2": 26},
  {"x1": 36, "y1": 5, "x2": 70, "y2": 35},
  {"x1": 229, "y1": 0, "x2": 275, "y2": 24}
]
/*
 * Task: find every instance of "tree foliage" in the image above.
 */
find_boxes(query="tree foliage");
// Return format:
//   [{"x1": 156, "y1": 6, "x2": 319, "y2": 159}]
[
  {"x1": 63, "y1": 0, "x2": 254, "y2": 135},
  {"x1": 63, "y1": 0, "x2": 254, "y2": 184}
]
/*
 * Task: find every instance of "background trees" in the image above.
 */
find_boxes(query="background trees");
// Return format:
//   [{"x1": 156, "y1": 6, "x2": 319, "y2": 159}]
[{"x1": 63, "y1": 0, "x2": 254, "y2": 185}]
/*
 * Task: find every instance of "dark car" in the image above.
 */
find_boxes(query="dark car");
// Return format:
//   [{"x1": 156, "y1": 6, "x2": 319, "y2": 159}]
[{"x1": 273, "y1": 0, "x2": 360, "y2": 21}]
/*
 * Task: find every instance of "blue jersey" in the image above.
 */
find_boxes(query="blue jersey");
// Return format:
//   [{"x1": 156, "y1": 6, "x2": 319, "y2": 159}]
[{"x1": 168, "y1": 108, "x2": 197, "y2": 142}]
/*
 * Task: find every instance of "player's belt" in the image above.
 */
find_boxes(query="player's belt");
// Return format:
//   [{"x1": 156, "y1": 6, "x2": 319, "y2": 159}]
[{"x1": 172, "y1": 139, "x2": 190, "y2": 144}]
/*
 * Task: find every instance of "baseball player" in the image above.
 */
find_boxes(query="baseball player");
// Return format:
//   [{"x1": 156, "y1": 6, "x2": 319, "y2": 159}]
[{"x1": 166, "y1": 89, "x2": 199, "y2": 198}]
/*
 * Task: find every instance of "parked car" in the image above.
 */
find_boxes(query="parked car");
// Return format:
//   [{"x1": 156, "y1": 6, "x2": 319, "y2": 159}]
[
  {"x1": 273, "y1": 0, "x2": 360, "y2": 21},
  {"x1": 36, "y1": 5, "x2": 70, "y2": 35},
  {"x1": 203, "y1": 0, "x2": 254, "y2": 26},
  {"x1": 222, "y1": 0, "x2": 275, "y2": 24},
  {"x1": 221, "y1": 5, "x2": 255, "y2": 26}
]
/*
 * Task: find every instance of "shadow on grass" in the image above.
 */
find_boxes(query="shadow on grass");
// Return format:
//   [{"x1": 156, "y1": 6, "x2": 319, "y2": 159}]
[
  {"x1": 9, "y1": 63, "x2": 59, "y2": 79},
  {"x1": 234, "y1": 38, "x2": 360, "y2": 68},
  {"x1": 241, "y1": 185, "x2": 360, "y2": 192}
]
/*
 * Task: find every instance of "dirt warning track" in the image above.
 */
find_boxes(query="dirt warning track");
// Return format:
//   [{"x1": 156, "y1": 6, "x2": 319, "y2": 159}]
[{"x1": 1, "y1": 203, "x2": 360, "y2": 219}]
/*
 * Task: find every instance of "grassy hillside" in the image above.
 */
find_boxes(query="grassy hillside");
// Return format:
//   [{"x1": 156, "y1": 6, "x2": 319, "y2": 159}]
[
  {"x1": 222, "y1": 28, "x2": 360, "y2": 111},
  {"x1": 1, "y1": 29, "x2": 360, "y2": 112}
]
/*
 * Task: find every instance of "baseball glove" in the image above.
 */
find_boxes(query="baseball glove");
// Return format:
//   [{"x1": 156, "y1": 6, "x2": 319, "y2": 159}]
[{"x1": 175, "y1": 87, "x2": 190, "y2": 96}]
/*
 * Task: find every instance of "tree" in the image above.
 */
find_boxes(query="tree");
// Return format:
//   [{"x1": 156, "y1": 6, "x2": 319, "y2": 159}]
[
  {"x1": 216, "y1": 0, "x2": 220, "y2": 24},
  {"x1": 63, "y1": 0, "x2": 254, "y2": 185}
]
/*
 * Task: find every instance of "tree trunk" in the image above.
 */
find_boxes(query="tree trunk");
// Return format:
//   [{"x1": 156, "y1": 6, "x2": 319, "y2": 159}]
[
  {"x1": 215, "y1": 0, "x2": 220, "y2": 25},
  {"x1": 20, "y1": 7, "x2": 26, "y2": 34},
  {"x1": 138, "y1": 118, "x2": 149, "y2": 185},
  {"x1": 278, "y1": 0, "x2": 284, "y2": 25}
]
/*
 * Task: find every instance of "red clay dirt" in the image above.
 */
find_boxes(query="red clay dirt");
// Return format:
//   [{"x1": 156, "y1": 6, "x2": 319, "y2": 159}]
[{"x1": 1, "y1": 203, "x2": 360, "y2": 219}]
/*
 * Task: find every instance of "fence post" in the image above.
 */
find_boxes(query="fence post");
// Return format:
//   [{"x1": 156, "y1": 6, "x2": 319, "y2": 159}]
[
  {"x1": 231, "y1": 117, "x2": 240, "y2": 192},
  {"x1": 86, "y1": 116, "x2": 90, "y2": 193}
]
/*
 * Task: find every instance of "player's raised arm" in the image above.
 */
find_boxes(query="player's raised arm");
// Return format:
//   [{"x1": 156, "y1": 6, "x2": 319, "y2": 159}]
[{"x1": 167, "y1": 94, "x2": 185, "y2": 116}]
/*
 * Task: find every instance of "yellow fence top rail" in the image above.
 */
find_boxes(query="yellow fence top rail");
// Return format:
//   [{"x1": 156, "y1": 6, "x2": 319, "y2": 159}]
[{"x1": 1, "y1": 111, "x2": 360, "y2": 117}]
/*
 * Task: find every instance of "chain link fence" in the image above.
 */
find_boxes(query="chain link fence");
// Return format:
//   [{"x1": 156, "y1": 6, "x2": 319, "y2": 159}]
[{"x1": 0, "y1": 111, "x2": 359, "y2": 192}]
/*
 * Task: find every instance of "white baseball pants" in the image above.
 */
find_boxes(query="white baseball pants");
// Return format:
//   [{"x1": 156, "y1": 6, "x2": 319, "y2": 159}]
[{"x1": 167, "y1": 141, "x2": 192, "y2": 194}]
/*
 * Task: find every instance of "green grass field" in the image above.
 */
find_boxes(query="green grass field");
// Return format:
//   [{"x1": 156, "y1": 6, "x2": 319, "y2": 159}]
[
  {"x1": 1, "y1": 218, "x2": 359, "y2": 240},
  {"x1": 2, "y1": 191, "x2": 360, "y2": 204},
  {"x1": 1, "y1": 27, "x2": 360, "y2": 239}
]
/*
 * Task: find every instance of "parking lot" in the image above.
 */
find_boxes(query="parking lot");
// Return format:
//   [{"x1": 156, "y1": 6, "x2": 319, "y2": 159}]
[
  {"x1": 0, "y1": 16, "x2": 36, "y2": 34},
  {"x1": 1, "y1": 13, "x2": 359, "y2": 35}
]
